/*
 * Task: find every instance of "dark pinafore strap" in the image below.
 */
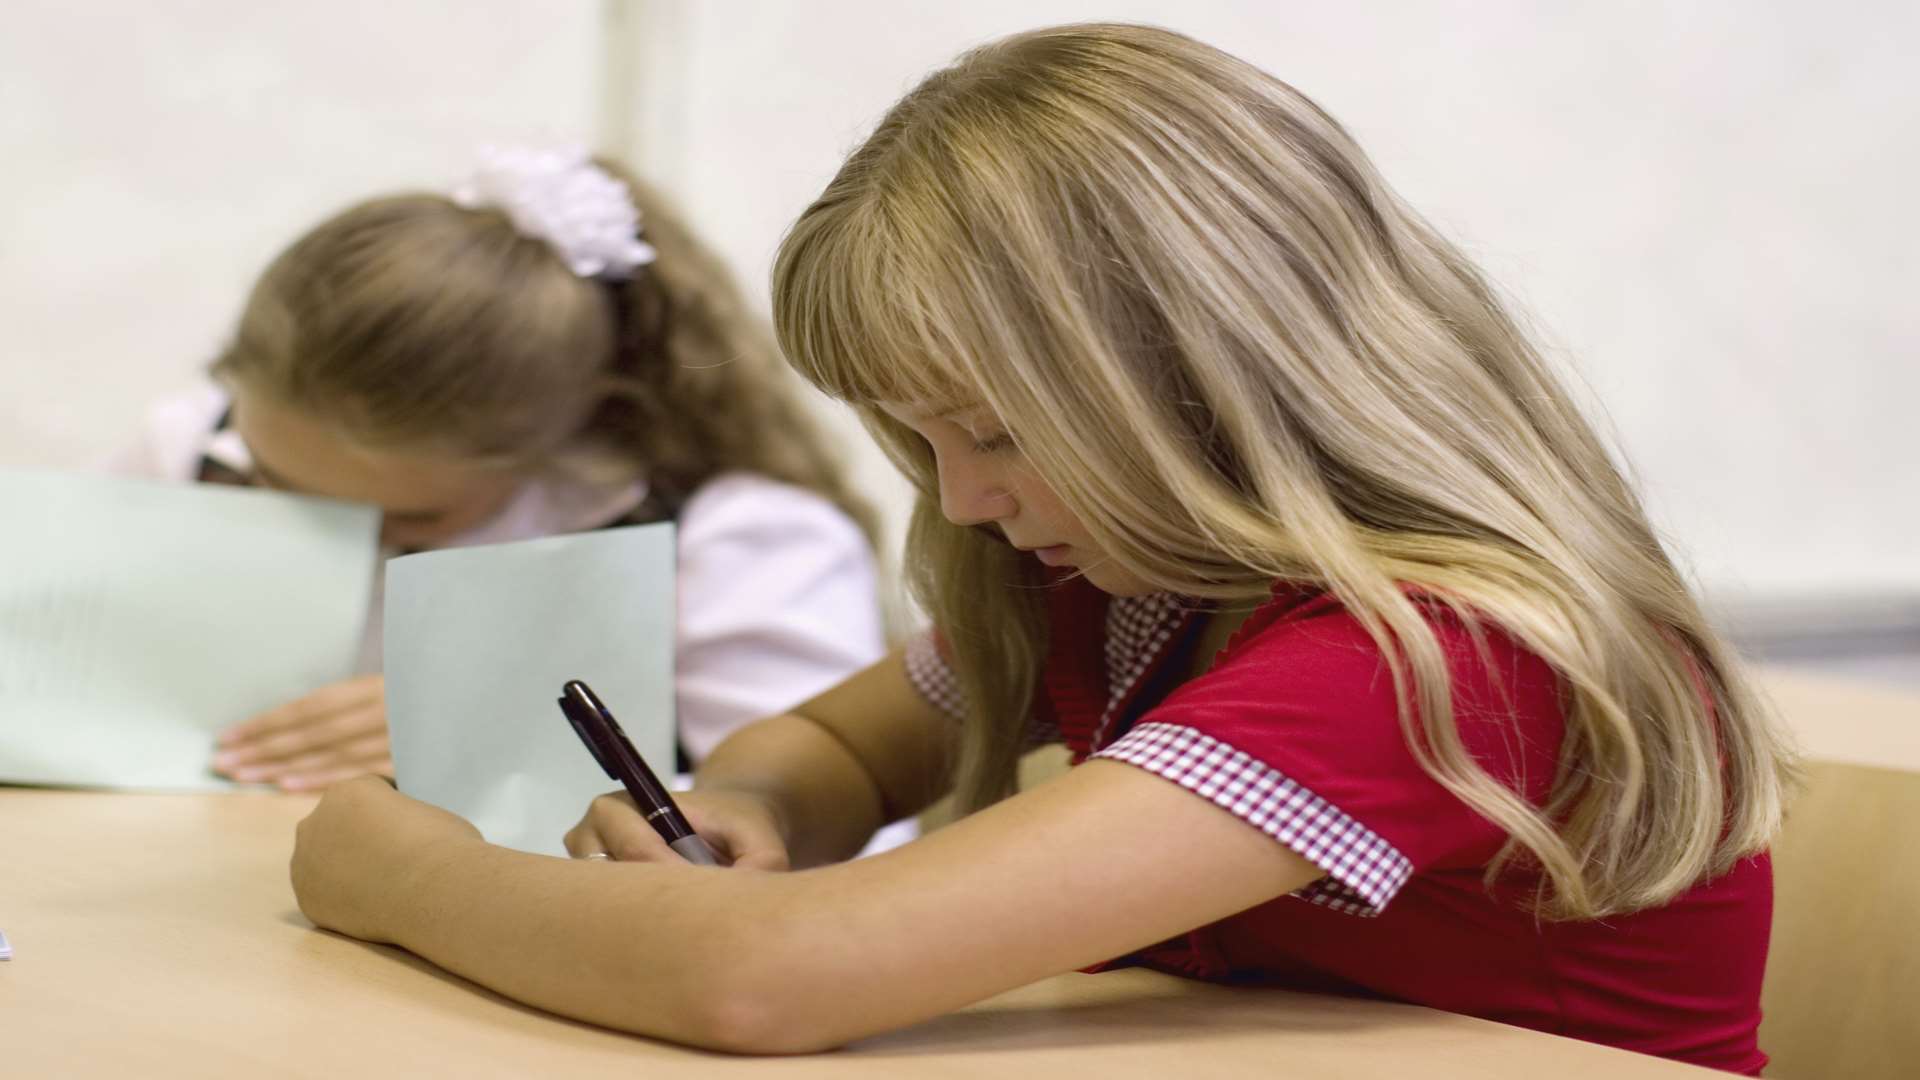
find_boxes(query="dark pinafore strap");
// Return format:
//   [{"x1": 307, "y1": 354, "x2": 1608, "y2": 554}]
[{"x1": 194, "y1": 407, "x2": 250, "y2": 485}]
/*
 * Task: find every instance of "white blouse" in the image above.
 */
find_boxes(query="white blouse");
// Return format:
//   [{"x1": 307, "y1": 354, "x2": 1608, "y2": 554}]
[{"x1": 111, "y1": 382, "x2": 887, "y2": 765}]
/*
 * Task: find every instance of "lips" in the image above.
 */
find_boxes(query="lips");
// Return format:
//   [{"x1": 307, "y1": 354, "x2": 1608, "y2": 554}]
[{"x1": 1024, "y1": 544, "x2": 1073, "y2": 567}]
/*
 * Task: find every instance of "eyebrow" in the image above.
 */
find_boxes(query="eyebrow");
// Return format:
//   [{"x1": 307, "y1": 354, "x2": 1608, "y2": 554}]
[
  {"x1": 249, "y1": 454, "x2": 445, "y2": 523},
  {"x1": 935, "y1": 405, "x2": 993, "y2": 424},
  {"x1": 248, "y1": 455, "x2": 299, "y2": 492},
  {"x1": 380, "y1": 508, "x2": 447, "y2": 524}
]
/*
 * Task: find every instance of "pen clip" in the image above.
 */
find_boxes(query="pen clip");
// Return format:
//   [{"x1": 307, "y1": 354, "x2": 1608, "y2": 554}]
[
  {"x1": 557, "y1": 695, "x2": 621, "y2": 782},
  {"x1": 560, "y1": 680, "x2": 677, "y2": 815}
]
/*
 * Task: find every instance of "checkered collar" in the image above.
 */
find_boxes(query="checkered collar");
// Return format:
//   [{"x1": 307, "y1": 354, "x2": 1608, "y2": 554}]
[
  {"x1": 1094, "y1": 591, "x2": 1206, "y2": 749},
  {"x1": 1039, "y1": 582, "x2": 1208, "y2": 760}
]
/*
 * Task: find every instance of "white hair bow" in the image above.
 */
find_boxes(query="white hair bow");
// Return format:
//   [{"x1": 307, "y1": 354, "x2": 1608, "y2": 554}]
[{"x1": 451, "y1": 144, "x2": 657, "y2": 279}]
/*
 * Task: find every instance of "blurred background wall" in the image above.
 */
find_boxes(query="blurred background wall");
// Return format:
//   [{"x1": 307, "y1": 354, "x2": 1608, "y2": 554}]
[{"x1": 4, "y1": 1, "x2": 1914, "y2": 678}]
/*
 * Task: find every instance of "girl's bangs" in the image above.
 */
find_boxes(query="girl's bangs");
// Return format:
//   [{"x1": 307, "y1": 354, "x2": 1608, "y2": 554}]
[{"x1": 775, "y1": 198, "x2": 982, "y2": 414}]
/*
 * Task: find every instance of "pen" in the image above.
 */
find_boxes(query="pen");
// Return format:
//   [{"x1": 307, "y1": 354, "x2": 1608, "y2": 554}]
[{"x1": 556, "y1": 679, "x2": 724, "y2": 866}]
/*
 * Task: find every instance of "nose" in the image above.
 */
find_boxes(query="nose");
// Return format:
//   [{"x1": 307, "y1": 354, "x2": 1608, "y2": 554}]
[{"x1": 935, "y1": 451, "x2": 1016, "y2": 527}]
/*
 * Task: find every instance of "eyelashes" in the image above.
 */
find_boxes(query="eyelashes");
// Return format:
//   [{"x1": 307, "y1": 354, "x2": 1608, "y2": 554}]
[{"x1": 969, "y1": 433, "x2": 1016, "y2": 454}]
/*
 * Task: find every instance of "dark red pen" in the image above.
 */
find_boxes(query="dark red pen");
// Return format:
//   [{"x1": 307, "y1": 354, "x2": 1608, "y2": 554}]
[{"x1": 557, "y1": 679, "x2": 723, "y2": 866}]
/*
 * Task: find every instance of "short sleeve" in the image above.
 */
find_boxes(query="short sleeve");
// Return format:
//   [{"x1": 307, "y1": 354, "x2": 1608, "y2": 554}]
[
  {"x1": 673, "y1": 474, "x2": 886, "y2": 762},
  {"x1": 903, "y1": 627, "x2": 1065, "y2": 747},
  {"x1": 1092, "y1": 596, "x2": 1564, "y2": 915},
  {"x1": 903, "y1": 629, "x2": 966, "y2": 719},
  {"x1": 102, "y1": 381, "x2": 231, "y2": 480}
]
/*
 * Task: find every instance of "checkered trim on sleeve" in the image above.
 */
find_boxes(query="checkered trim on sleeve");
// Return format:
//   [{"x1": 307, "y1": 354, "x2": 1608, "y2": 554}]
[
  {"x1": 903, "y1": 630, "x2": 966, "y2": 720},
  {"x1": 903, "y1": 630, "x2": 1063, "y2": 746},
  {"x1": 1093, "y1": 721, "x2": 1414, "y2": 916}
]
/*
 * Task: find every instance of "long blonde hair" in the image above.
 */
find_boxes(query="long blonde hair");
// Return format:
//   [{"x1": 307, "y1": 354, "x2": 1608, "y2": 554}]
[
  {"x1": 773, "y1": 23, "x2": 1796, "y2": 918},
  {"x1": 215, "y1": 160, "x2": 875, "y2": 538}
]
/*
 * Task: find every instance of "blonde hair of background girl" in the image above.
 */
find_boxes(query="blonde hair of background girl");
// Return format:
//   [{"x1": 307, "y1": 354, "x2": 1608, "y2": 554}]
[
  {"x1": 214, "y1": 157, "x2": 876, "y2": 543},
  {"x1": 772, "y1": 22, "x2": 1798, "y2": 920}
]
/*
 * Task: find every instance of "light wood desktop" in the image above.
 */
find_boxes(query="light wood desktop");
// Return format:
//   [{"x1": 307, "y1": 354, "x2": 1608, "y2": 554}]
[
  {"x1": 12, "y1": 663, "x2": 1908, "y2": 1078},
  {"x1": 1, "y1": 795, "x2": 1717, "y2": 1078},
  {"x1": 1752, "y1": 668, "x2": 1920, "y2": 1080}
]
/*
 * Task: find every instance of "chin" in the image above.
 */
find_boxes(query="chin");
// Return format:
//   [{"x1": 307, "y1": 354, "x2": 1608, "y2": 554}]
[{"x1": 1078, "y1": 562, "x2": 1157, "y2": 597}]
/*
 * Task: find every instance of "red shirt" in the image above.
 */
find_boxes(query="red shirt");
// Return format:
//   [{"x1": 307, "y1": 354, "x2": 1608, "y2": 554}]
[{"x1": 1033, "y1": 580, "x2": 1771, "y2": 1075}]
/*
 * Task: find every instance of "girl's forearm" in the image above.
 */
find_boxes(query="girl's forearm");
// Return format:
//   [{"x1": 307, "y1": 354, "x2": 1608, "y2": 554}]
[
  {"x1": 385, "y1": 839, "x2": 765, "y2": 1047},
  {"x1": 315, "y1": 760, "x2": 1323, "y2": 1058}
]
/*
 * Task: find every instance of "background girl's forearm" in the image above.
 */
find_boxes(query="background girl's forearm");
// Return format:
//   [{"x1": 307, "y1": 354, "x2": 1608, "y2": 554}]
[{"x1": 693, "y1": 712, "x2": 889, "y2": 866}]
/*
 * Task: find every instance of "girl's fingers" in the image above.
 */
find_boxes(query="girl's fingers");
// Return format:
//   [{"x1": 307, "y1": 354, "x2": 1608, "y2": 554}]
[
  {"x1": 217, "y1": 675, "x2": 384, "y2": 748},
  {"x1": 562, "y1": 819, "x2": 606, "y2": 858},
  {"x1": 245, "y1": 733, "x2": 391, "y2": 786},
  {"x1": 215, "y1": 701, "x2": 388, "y2": 772},
  {"x1": 563, "y1": 790, "x2": 789, "y2": 868},
  {"x1": 564, "y1": 793, "x2": 647, "y2": 859},
  {"x1": 717, "y1": 818, "x2": 791, "y2": 872},
  {"x1": 590, "y1": 794, "x2": 680, "y2": 863},
  {"x1": 684, "y1": 792, "x2": 790, "y2": 871}
]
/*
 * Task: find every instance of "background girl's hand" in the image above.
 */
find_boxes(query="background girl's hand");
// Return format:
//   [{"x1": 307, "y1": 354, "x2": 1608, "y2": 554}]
[
  {"x1": 213, "y1": 673, "x2": 391, "y2": 791},
  {"x1": 563, "y1": 789, "x2": 789, "y2": 870},
  {"x1": 291, "y1": 775, "x2": 482, "y2": 943}
]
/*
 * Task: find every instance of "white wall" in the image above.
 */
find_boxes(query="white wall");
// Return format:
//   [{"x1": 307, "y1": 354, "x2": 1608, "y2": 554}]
[
  {"x1": 6, "y1": 1, "x2": 1913, "y2": 607},
  {"x1": 619, "y1": 0, "x2": 1920, "y2": 604},
  {"x1": 0, "y1": 0, "x2": 606, "y2": 466}
]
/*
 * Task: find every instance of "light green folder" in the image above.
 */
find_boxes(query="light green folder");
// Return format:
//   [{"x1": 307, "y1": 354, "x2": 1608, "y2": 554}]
[
  {"x1": 0, "y1": 469, "x2": 378, "y2": 790},
  {"x1": 383, "y1": 525, "x2": 676, "y2": 856}
]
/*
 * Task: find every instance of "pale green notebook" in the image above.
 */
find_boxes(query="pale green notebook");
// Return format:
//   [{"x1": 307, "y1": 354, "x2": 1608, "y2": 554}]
[
  {"x1": 0, "y1": 469, "x2": 378, "y2": 790},
  {"x1": 384, "y1": 524, "x2": 676, "y2": 856}
]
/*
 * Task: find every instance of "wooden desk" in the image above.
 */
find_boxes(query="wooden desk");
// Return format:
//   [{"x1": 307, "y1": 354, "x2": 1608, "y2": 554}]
[
  {"x1": 1752, "y1": 669, "x2": 1920, "y2": 1079},
  {"x1": 0, "y1": 790, "x2": 1711, "y2": 1078},
  {"x1": 1756, "y1": 667, "x2": 1920, "y2": 772}
]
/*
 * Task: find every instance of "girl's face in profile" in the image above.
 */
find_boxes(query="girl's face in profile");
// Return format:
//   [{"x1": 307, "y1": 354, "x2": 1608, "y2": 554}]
[
  {"x1": 230, "y1": 384, "x2": 524, "y2": 550},
  {"x1": 880, "y1": 400, "x2": 1154, "y2": 597}
]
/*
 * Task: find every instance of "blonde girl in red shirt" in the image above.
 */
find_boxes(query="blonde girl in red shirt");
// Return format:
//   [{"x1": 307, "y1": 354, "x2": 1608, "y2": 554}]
[{"x1": 290, "y1": 24, "x2": 1796, "y2": 1072}]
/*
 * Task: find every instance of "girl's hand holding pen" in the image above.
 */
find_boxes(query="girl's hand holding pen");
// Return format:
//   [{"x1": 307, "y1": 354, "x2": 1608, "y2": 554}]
[
  {"x1": 554, "y1": 680, "x2": 739, "y2": 869},
  {"x1": 564, "y1": 789, "x2": 788, "y2": 871}
]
